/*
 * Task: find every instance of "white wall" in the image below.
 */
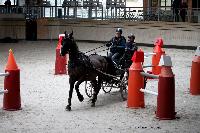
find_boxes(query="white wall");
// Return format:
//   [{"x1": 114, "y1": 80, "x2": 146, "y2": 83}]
[
  {"x1": 19, "y1": 0, "x2": 25, "y2": 6},
  {"x1": 127, "y1": 0, "x2": 143, "y2": 7},
  {"x1": 0, "y1": 0, "x2": 15, "y2": 5}
]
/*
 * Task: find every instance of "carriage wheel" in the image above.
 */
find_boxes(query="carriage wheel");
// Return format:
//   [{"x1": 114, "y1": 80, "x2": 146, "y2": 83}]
[
  {"x1": 85, "y1": 81, "x2": 93, "y2": 98},
  {"x1": 102, "y1": 82, "x2": 112, "y2": 93},
  {"x1": 120, "y1": 71, "x2": 128, "y2": 101}
]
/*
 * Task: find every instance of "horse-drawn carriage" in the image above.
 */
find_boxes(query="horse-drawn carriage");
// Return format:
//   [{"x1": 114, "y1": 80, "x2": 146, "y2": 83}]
[
  {"x1": 60, "y1": 32, "x2": 136, "y2": 111},
  {"x1": 84, "y1": 46, "x2": 133, "y2": 101}
]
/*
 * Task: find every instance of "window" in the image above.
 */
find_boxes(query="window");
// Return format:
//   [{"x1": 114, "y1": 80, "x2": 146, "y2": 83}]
[
  {"x1": 192, "y1": 0, "x2": 200, "y2": 9},
  {"x1": 160, "y1": 0, "x2": 172, "y2": 10},
  {"x1": 161, "y1": 0, "x2": 172, "y2": 7}
]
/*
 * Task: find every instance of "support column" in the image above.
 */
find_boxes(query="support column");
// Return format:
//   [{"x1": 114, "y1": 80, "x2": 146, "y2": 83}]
[
  {"x1": 88, "y1": 0, "x2": 93, "y2": 19},
  {"x1": 55, "y1": 0, "x2": 57, "y2": 18},
  {"x1": 143, "y1": 0, "x2": 148, "y2": 10},
  {"x1": 143, "y1": 0, "x2": 148, "y2": 19},
  {"x1": 188, "y1": 0, "x2": 192, "y2": 22}
]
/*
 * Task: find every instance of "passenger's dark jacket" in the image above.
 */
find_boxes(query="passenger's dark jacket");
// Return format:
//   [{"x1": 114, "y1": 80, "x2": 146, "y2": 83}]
[{"x1": 125, "y1": 42, "x2": 138, "y2": 58}]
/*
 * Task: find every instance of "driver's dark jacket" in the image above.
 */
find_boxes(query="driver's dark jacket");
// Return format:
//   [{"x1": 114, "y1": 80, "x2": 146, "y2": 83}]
[{"x1": 106, "y1": 36, "x2": 126, "y2": 54}]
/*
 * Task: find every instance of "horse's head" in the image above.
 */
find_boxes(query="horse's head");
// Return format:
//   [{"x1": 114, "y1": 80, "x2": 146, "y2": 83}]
[{"x1": 60, "y1": 31, "x2": 74, "y2": 56}]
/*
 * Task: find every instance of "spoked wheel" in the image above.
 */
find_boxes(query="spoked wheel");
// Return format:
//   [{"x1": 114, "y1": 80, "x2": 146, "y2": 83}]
[
  {"x1": 85, "y1": 81, "x2": 94, "y2": 98},
  {"x1": 102, "y1": 82, "x2": 112, "y2": 93},
  {"x1": 120, "y1": 71, "x2": 128, "y2": 101}
]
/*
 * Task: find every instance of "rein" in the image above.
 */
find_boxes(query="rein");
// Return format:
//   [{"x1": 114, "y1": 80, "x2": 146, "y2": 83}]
[
  {"x1": 84, "y1": 44, "x2": 107, "y2": 54},
  {"x1": 94, "y1": 48, "x2": 109, "y2": 54}
]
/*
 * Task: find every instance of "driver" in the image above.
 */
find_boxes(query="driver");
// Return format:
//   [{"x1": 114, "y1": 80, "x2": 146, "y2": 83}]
[{"x1": 106, "y1": 28, "x2": 126, "y2": 66}]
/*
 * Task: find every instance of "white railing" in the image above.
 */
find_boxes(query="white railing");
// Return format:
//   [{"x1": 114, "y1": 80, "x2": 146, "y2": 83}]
[
  {"x1": 0, "y1": 89, "x2": 8, "y2": 95},
  {"x1": 0, "y1": 72, "x2": 9, "y2": 95},
  {"x1": 140, "y1": 88, "x2": 158, "y2": 96},
  {"x1": 0, "y1": 72, "x2": 9, "y2": 77},
  {"x1": 0, "y1": 5, "x2": 199, "y2": 22},
  {"x1": 140, "y1": 72, "x2": 158, "y2": 96}
]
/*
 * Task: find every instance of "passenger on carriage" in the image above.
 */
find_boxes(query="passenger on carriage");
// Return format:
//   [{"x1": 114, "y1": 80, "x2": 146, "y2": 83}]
[
  {"x1": 106, "y1": 28, "x2": 126, "y2": 66},
  {"x1": 124, "y1": 33, "x2": 138, "y2": 67},
  {"x1": 126, "y1": 33, "x2": 138, "y2": 54}
]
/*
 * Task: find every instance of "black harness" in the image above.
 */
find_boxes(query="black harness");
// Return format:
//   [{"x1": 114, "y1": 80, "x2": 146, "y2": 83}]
[{"x1": 68, "y1": 51, "x2": 94, "y2": 70}]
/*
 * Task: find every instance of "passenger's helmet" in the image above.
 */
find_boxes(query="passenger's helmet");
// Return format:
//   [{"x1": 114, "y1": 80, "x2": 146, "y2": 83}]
[
  {"x1": 116, "y1": 28, "x2": 122, "y2": 34},
  {"x1": 128, "y1": 33, "x2": 135, "y2": 40}
]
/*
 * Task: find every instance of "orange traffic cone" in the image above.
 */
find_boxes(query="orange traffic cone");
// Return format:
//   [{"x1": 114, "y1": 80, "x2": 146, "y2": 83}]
[
  {"x1": 3, "y1": 49, "x2": 21, "y2": 111},
  {"x1": 190, "y1": 46, "x2": 200, "y2": 95},
  {"x1": 55, "y1": 34, "x2": 68, "y2": 75},
  {"x1": 127, "y1": 49, "x2": 145, "y2": 108},
  {"x1": 151, "y1": 37, "x2": 165, "y2": 75},
  {"x1": 156, "y1": 55, "x2": 176, "y2": 120}
]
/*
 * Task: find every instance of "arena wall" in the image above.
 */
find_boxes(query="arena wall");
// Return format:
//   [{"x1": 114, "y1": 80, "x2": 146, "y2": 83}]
[{"x1": 0, "y1": 17, "x2": 199, "y2": 48}]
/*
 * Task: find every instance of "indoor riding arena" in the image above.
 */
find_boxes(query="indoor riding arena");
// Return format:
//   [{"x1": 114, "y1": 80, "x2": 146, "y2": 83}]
[{"x1": 0, "y1": 0, "x2": 200, "y2": 133}]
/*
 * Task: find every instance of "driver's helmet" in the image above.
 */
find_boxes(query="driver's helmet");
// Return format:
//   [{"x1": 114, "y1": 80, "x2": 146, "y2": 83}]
[{"x1": 116, "y1": 28, "x2": 123, "y2": 34}]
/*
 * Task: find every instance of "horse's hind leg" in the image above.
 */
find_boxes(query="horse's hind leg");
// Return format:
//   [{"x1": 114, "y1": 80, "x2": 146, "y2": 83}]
[
  {"x1": 91, "y1": 77, "x2": 102, "y2": 107},
  {"x1": 75, "y1": 78, "x2": 85, "y2": 102},
  {"x1": 66, "y1": 78, "x2": 75, "y2": 111}
]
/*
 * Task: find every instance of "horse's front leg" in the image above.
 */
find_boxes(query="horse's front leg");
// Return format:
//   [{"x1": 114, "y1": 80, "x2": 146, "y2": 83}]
[
  {"x1": 91, "y1": 77, "x2": 102, "y2": 107},
  {"x1": 66, "y1": 78, "x2": 75, "y2": 111},
  {"x1": 75, "y1": 77, "x2": 85, "y2": 102}
]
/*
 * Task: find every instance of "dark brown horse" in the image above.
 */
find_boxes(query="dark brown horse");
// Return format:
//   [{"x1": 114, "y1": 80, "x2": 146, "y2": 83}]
[{"x1": 60, "y1": 32, "x2": 112, "y2": 111}]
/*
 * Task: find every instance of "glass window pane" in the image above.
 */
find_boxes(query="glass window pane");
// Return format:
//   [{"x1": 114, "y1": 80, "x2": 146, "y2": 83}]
[
  {"x1": 161, "y1": 0, "x2": 166, "y2": 7},
  {"x1": 166, "y1": 0, "x2": 171, "y2": 6},
  {"x1": 161, "y1": 0, "x2": 171, "y2": 7}
]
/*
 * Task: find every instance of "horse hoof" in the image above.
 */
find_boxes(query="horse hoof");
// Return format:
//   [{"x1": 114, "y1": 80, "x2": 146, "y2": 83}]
[
  {"x1": 91, "y1": 103, "x2": 95, "y2": 107},
  {"x1": 65, "y1": 105, "x2": 71, "y2": 111},
  {"x1": 78, "y1": 95, "x2": 84, "y2": 102}
]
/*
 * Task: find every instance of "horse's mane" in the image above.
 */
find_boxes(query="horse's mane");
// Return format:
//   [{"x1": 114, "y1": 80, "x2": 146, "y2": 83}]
[{"x1": 71, "y1": 39, "x2": 79, "y2": 52}]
